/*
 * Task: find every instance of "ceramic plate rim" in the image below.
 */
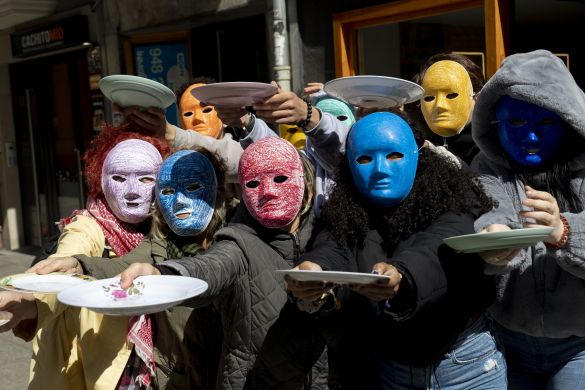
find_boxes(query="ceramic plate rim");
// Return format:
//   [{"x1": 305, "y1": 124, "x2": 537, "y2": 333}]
[
  {"x1": 0, "y1": 272, "x2": 97, "y2": 294},
  {"x1": 323, "y1": 75, "x2": 424, "y2": 107},
  {"x1": 275, "y1": 269, "x2": 390, "y2": 284},
  {"x1": 189, "y1": 82, "x2": 278, "y2": 106},
  {"x1": 443, "y1": 227, "x2": 554, "y2": 252},
  {"x1": 57, "y1": 275, "x2": 208, "y2": 316},
  {"x1": 99, "y1": 75, "x2": 176, "y2": 109}
]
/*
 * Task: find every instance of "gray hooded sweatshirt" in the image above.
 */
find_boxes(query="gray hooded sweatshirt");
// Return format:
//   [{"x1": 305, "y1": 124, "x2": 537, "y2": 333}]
[{"x1": 471, "y1": 49, "x2": 585, "y2": 338}]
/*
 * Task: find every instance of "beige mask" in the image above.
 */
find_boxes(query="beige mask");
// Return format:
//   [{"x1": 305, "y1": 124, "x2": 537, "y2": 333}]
[
  {"x1": 179, "y1": 83, "x2": 223, "y2": 139},
  {"x1": 421, "y1": 60, "x2": 473, "y2": 137}
]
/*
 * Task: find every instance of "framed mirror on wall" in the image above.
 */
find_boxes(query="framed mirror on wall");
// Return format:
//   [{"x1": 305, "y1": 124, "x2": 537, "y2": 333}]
[{"x1": 123, "y1": 31, "x2": 192, "y2": 127}]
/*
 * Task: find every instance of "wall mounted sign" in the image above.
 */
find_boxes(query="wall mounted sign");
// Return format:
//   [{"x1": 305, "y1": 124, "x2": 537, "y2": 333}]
[
  {"x1": 11, "y1": 15, "x2": 89, "y2": 58},
  {"x1": 124, "y1": 32, "x2": 191, "y2": 126}
]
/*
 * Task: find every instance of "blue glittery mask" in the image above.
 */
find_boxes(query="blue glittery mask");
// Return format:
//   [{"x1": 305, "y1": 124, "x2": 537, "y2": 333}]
[
  {"x1": 315, "y1": 97, "x2": 356, "y2": 128},
  {"x1": 156, "y1": 150, "x2": 217, "y2": 236},
  {"x1": 496, "y1": 96, "x2": 568, "y2": 167},
  {"x1": 347, "y1": 112, "x2": 418, "y2": 207}
]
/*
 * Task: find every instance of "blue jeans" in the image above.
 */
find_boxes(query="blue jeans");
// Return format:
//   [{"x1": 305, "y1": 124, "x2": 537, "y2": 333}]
[
  {"x1": 494, "y1": 322, "x2": 585, "y2": 389},
  {"x1": 379, "y1": 316, "x2": 507, "y2": 389}
]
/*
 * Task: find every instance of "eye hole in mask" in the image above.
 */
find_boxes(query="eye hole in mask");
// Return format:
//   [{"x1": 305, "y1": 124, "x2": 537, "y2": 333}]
[
  {"x1": 113, "y1": 175, "x2": 126, "y2": 183},
  {"x1": 387, "y1": 152, "x2": 404, "y2": 161},
  {"x1": 184, "y1": 111, "x2": 193, "y2": 117},
  {"x1": 540, "y1": 118, "x2": 557, "y2": 126},
  {"x1": 508, "y1": 119, "x2": 527, "y2": 127},
  {"x1": 202, "y1": 107, "x2": 213, "y2": 114},
  {"x1": 139, "y1": 176, "x2": 155, "y2": 183},
  {"x1": 446, "y1": 92, "x2": 459, "y2": 99},
  {"x1": 274, "y1": 175, "x2": 288, "y2": 183},
  {"x1": 337, "y1": 115, "x2": 348, "y2": 121},
  {"x1": 356, "y1": 155, "x2": 373, "y2": 164},
  {"x1": 186, "y1": 183, "x2": 202, "y2": 192},
  {"x1": 287, "y1": 128, "x2": 299, "y2": 134},
  {"x1": 246, "y1": 180, "x2": 260, "y2": 188},
  {"x1": 161, "y1": 187, "x2": 175, "y2": 195},
  {"x1": 423, "y1": 96, "x2": 435, "y2": 102}
]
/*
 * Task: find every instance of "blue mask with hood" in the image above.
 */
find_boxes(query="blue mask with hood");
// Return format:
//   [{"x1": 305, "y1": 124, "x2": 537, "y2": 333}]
[
  {"x1": 156, "y1": 150, "x2": 217, "y2": 236},
  {"x1": 347, "y1": 112, "x2": 418, "y2": 207},
  {"x1": 496, "y1": 95, "x2": 568, "y2": 167}
]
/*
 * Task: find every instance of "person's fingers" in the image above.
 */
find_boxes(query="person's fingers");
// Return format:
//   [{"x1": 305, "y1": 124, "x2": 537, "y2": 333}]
[
  {"x1": 520, "y1": 211, "x2": 555, "y2": 226},
  {"x1": 119, "y1": 264, "x2": 159, "y2": 289},
  {"x1": 146, "y1": 107, "x2": 165, "y2": 118},
  {"x1": 525, "y1": 187, "x2": 555, "y2": 202},
  {"x1": 522, "y1": 199, "x2": 557, "y2": 214},
  {"x1": 297, "y1": 261, "x2": 322, "y2": 271}
]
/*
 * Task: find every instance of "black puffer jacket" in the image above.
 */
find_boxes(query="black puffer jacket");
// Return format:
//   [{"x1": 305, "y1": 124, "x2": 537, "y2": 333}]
[{"x1": 304, "y1": 211, "x2": 495, "y2": 389}]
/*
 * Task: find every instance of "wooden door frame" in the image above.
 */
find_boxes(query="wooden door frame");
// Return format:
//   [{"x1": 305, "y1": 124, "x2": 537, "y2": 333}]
[{"x1": 332, "y1": 0, "x2": 508, "y2": 78}]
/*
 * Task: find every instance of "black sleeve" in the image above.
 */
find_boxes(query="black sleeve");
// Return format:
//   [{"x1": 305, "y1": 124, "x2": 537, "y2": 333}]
[
  {"x1": 388, "y1": 211, "x2": 476, "y2": 320},
  {"x1": 300, "y1": 227, "x2": 352, "y2": 271}
]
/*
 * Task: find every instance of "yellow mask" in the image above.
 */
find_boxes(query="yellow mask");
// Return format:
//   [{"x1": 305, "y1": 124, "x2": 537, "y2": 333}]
[
  {"x1": 420, "y1": 60, "x2": 473, "y2": 137},
  {"x1": 179, "y1": 83, "x2": 223, "y2": 139},
  {"x1": 279, "y1": 124, "x2": 306, "y2": 149}
]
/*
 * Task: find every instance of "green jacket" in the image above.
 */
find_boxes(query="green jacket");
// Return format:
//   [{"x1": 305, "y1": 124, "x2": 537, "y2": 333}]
[{"x1": 77, "y1": 238, "x2": 222, "y2": 390}]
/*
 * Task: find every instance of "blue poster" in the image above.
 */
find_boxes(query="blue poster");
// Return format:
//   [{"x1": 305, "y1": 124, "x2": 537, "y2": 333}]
[{"x1": 133, "y1": 42, "x2": 190, "y2": 126}]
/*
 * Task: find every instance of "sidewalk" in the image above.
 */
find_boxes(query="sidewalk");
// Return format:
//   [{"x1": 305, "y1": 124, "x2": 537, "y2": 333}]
[{"x1": 0, "y1": 249, "x2": 35, "y2": 390}]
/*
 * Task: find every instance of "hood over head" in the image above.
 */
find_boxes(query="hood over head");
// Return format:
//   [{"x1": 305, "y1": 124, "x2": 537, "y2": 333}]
[{"x1": 472, "y1": 49, "x2": 585, "y2": 166}]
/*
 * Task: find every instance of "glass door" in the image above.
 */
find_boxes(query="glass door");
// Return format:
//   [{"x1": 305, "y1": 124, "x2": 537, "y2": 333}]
[{"x1": 10, "y1": 50, "x2": 93, "y2": 246}]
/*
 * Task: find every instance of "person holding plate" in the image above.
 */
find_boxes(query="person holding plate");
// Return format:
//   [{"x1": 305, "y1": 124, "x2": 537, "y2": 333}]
[
  {"x1": 0, "y1": 129, "x2": 169, "y2": 389},
  {"x1": 31, "y1": 148, "x2": 229, "y2": 389},
  {"x1": 470, "y1": 49, "x2": 585, "y2": 388},
  {"x1": 117, "y1": 137, "x2": 332, "y2": 389},
  {"x1": 287, "y1": 111, "x2": 506, "y2": 388}
]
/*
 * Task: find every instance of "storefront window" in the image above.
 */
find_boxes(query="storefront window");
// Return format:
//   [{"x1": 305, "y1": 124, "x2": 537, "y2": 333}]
[{"x1": 357, "y1": 7, "x2": 485, "y2": 80}]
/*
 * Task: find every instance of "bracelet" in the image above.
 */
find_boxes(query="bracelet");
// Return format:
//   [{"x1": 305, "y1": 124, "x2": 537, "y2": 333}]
[
  {"x1": 297, "y1": 98, "x2": 313, "y2": 130},
  {"x1": 547, "y1": 214, "x2": 570, "y2": 249}
]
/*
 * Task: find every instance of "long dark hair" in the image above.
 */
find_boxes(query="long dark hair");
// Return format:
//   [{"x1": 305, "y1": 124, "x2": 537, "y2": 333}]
[{"x1": 321, "y1": 110, "x2": 493, "y2": 252}]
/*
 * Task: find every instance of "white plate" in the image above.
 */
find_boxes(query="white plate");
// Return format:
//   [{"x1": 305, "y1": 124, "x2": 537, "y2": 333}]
[
  {"x1": 0, "y1": 272, "x2": 96, "y2": 294},
  {"x1": 189, "y1": 82, "x2": 278, "y2": 107},
  {"x1": 99, "y1": 75, "x2": 176, "y2": 109},
  {"x1": 57, "y1": 275, "x2": 208, "y2": 316},
  {"x1": 276, "y1": 270, "x2": 390, "y2": 285},
  {"x1": 443, "y1": 227, "x2": 555, "y2": 253},
  {"x1": 324, "y1": 76, "x2": 424, "y2": 108}
]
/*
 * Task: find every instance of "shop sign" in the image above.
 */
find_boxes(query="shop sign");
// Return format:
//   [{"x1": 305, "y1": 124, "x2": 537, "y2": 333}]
[{"x1": 11, "y1": 15, "x2": 89, "y2": 58}]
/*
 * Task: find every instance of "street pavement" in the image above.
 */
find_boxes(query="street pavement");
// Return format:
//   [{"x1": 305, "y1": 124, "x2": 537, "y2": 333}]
[{"x1": 0, "y1": 249, "x2": 35, "y2": 390}]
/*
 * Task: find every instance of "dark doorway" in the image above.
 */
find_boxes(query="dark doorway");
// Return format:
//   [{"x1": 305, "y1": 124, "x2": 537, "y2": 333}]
[
  {"x1": 189, "y1": 14, "x2": 269, "y2": 82},
  {"x1": 10, "y1": 49, "x2": 93, "y2": 246}
]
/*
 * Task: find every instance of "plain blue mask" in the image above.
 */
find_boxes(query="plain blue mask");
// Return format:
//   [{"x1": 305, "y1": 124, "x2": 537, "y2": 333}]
[
  {"x1": 156, "y1": 150, "x2": 217, "y2": 236},
  {"x1": 347, "y1": 112, "x2": 418, "y2": 207},
  {"x1": 496, "y1": 96, "x2": 568, "y2": 167},
  {"x1": 315, "y1": 97, "x2": 356, "y2": 128}
]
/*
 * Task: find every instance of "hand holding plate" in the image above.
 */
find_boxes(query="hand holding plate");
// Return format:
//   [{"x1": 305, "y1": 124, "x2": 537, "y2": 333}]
[
  {"x1": 349, "y1": 262, "x2": 402, "y2": 302},
  {"x1": 254, "y1": 84, "x2": 320, "y2": 128},
  {"x1": 119, "y1": 263, "x2": 161, "y2": 289},
  {"x1": 520, "y1": 185, "x2": 564, "y2": 244},
  {"x1": 27, "y1": 257, "x2": 83, "y2": 275},
  {"x1": 214, "y1": 105, "x2": 250, "y2": 128},
  {"x1": 285, "y1": 261, "x2": 333, "y2": 301},
  {"x1": 0, "y1": 291, "x2": 37, "y2": 332},
  {"x1": 478, "y1": 224, "x2": 520, "y2": 265}
]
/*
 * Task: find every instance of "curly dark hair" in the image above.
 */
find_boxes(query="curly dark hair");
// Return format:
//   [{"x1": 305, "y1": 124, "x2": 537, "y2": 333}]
[
  {"x1": 320, "y1": 109, "x2": 493, "y2": 252},
  {"x1": 83, "y1": 123, "x2": 170, "y2": 198}
]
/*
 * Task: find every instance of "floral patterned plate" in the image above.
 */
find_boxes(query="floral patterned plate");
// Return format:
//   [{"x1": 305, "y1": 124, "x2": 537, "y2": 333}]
[
  {"x1": 57, "y1": 276, "x2": 208, "y2": 316},
  {"x1": 0, "y1": 272, "x2": 96, "y2": 294}
]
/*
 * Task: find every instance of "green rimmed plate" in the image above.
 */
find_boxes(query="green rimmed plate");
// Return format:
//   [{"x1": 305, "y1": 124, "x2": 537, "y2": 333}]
[
  {"x1": 443, "y1": 227, "x2": 554, "y2": 253},
  {"x1": 0, "y1": 272, "x2": 96, "y2": 294}
]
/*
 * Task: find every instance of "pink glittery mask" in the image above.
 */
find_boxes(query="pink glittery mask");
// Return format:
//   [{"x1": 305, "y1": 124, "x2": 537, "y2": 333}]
[
  {"x1": 101, "y1": 139, "x2": 162, "y2": 224},
  {"x1": 239, "y1": 137, "x2": 304, "y2": 229}
]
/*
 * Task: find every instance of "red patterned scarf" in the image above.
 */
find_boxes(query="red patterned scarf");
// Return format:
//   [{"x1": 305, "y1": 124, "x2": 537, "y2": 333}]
[{"x1": 82, "y1": 196, "x2": 146, "y2": 256}]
